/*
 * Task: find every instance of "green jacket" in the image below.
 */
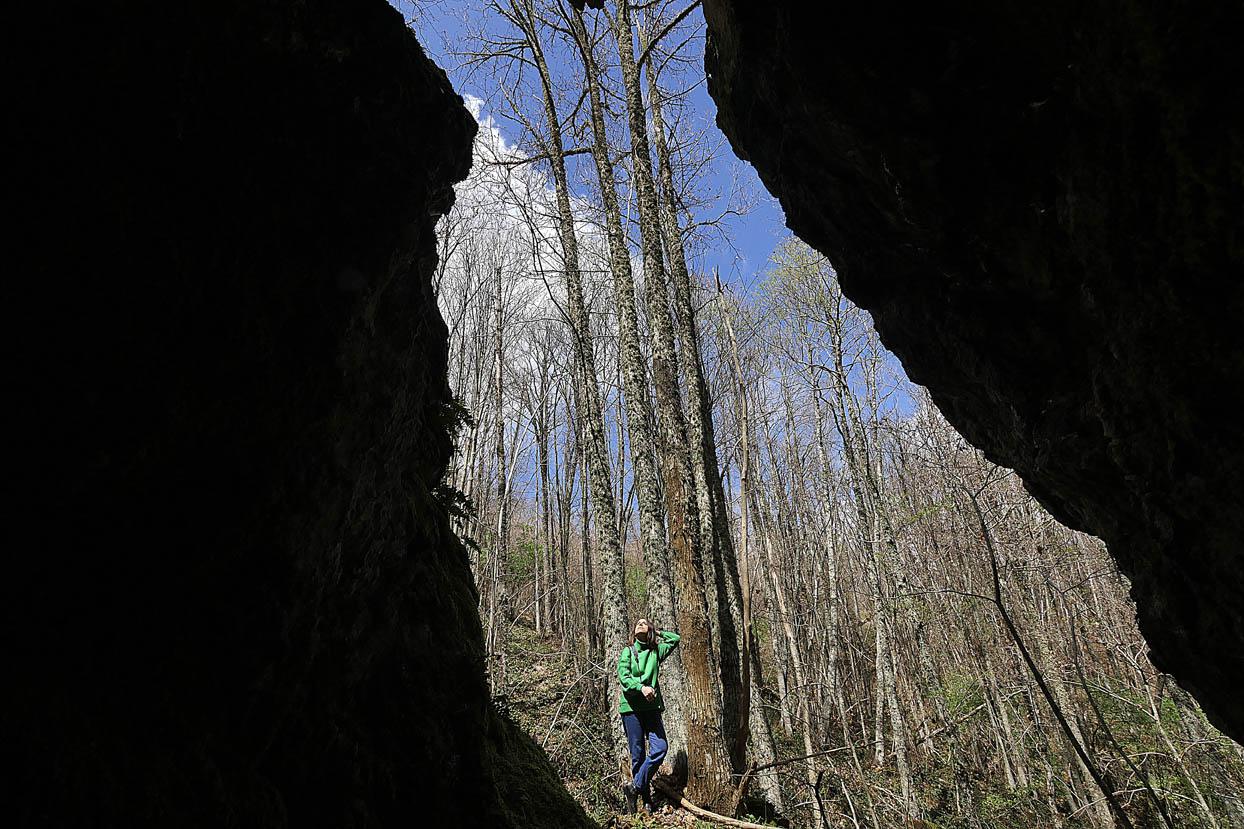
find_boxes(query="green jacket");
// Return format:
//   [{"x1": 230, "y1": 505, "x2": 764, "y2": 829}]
[{"x1": 617, "y1": 630, "x2": 680, "y2": 713}]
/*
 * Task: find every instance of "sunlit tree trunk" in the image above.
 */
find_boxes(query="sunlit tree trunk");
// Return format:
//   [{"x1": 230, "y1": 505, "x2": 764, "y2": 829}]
[
  {"x1": 1149, "y1": 681, "x2": 1220, "y2": 829},
  {"x1": 646, "y1": 44, "x2": 750, "y2": 776},
  {"x1": 716, "y1": 285, "x2": 781, "y2": 806},
  {"x1": 810, "y1": 372, "x2": 847, "y2": 738},
  {"x1": 754, "y1": 488, "x2": 825, "y2": 828},
  {"x1": 487, "y1": 265, "x2": 510, "y2": 691},
  {"x1": 511, "y1": 0, "x2": 627, "y2": 747},
  {"x1": 611, "y1": 0, "x2": 734, "y2": 807},
  {"x1": 567, "y1": 4, "x2": 686, "y2": 754}
]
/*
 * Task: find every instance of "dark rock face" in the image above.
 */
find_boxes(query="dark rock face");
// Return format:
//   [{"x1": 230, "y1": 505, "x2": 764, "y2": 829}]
[
  {"x1": 704, "y1": 1, "x2": 1244, "y2": 739},
  {"x1": 10, "y1": 1, "x2": 589, "y2": 826}
]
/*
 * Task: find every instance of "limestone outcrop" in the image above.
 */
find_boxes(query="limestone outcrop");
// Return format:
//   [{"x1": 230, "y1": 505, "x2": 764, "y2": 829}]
[
  {"x1": 10, "y1": 1, "x2": 590, "y2": 825},
  {"x1": 704, "y1": 1, "x2": 1244, "y2": 741}
]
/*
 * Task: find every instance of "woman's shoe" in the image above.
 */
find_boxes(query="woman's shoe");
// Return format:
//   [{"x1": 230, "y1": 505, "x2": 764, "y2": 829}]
[{"x1": 622, "y1": 782, "x2": 639, "y2": 814}]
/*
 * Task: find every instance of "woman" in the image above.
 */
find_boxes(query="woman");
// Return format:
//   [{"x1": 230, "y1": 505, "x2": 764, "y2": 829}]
[{"x1": 616, "y1": 617, "x2": 680, "y2": 814}]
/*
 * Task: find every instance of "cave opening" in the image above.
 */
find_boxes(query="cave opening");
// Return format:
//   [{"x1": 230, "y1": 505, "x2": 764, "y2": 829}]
[{"x1": 12, "y1": 0, "x2": 1242, "y2": 826}]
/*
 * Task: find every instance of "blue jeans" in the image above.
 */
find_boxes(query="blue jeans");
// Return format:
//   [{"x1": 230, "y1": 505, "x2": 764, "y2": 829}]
[{"x1": 621, "y1": 710, "x2": 668, "y2": 797}]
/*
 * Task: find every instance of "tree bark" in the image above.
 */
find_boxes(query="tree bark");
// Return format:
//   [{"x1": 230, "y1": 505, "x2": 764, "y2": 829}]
[
  {"x1": 512, "y1": 0, "x2": 629, "y2": 758},
  {"x1": 645, "y1": 38, "x2": 750, "y2": 777},
  {"x1": 611, "y1": 0, "x2": 734, "y2": 808},
  {"x1": 566, "y1": 3, "x2": 687, "y2": 755},
  {"x1": 716, "y1": 284, "x2": 781, "y2": 806}
]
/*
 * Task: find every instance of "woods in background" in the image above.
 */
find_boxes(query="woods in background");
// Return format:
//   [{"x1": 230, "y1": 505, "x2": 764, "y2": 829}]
[{"x1": 429, "y1": 1, "x2": 1244, "y2": 826}]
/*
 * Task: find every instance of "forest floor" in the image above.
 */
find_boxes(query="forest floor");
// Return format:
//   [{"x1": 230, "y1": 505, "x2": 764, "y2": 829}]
[
  {"x1": 609, "y1": 809, "x2": 709, "y2": 828},
  {"x1": 495, "y1": 621, "x2": 620, "y2": 823}
]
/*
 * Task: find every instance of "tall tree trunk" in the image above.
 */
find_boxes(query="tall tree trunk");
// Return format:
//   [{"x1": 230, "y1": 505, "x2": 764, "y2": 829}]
[
  {"x1": 810, "y1": 372, "x2": 847, "y2": 746},
  {"x1": 612, "y1": 1, "x2": 734, "y2": 808},
  {"x1": 754, "y1": 491, "x2": 826, "y2": 829},
  {"x1": 567, "y1": 4, "x2": 687, "y2": 756},
  {"x1": 822, "y1": 326, "x2": 915, "y2": 817},
  {"x1": 645, "y1": 37, "x2": 751, "y2": 777},
  {"x1": 513, "y1": 0, "x2": 630, "y2": 757},
  {"x1": 576, "y1": 414, "x2": 596, "y2": 663},
  {"x1": 1032, "y1": 599, "x2": 1114, "y2": 829},
  {"x1": 488, "y1": 265, "x2": 510, "y2": 691},
  {"x1": 715, "y1": 283, "x2": 781, "y2": 806}
]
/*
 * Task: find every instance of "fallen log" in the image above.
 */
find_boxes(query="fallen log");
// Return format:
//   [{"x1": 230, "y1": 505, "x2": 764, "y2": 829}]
[{"x1": 653, "y1": 779, "x2": 773, "y2": 829}]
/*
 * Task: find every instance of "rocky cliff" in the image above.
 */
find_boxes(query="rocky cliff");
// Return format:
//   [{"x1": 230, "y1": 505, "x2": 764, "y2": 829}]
[
  {"x1": 9, "y1": 1, "x2": 590, "y2": 826},
  {"x1": 704, "y1": 1, "x2": 1243, "y2": 741}
]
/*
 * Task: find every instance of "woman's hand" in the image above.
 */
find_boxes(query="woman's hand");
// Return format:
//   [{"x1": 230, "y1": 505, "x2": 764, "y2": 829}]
[{"x1": 641, "y1": 685, "x2": 656, "y2": 701}]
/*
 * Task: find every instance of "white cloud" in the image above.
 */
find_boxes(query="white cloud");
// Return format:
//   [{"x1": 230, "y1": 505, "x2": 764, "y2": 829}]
[
  {"x1": 437, "y1": 103, "x2": 617, "y2": 388},
  {"x1": 462, "y1": 93, "x2": 485, "y2": 120}
]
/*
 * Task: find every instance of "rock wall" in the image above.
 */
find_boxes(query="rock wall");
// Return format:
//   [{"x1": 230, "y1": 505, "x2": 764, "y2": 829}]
[
  {"x1": 9, "y1": 1, "x2": 591, "y2": 826},
  {"x1": 704, "y1": 1, "x2": 1243, "y2": 740}
]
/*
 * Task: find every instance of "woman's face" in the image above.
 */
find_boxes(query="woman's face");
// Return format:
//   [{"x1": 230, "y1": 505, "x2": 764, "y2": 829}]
[{"x1": 633, "y1": 619, "x2": 651, "y2": 641}]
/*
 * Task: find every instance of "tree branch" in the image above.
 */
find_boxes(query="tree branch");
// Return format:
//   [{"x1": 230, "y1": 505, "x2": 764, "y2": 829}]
[
  {"x1": 654, "y1": 779, "x2": 775, "y2": 828},
  {"x1": 486, "y1": 146, "x2": 593, "y2": 168},
  {"x1": 635, "y1": 0, "x2": 701, "y2": 71}
]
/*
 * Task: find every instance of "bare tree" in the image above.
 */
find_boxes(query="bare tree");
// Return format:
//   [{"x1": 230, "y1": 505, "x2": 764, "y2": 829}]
[{"x1": 431, "y1": 9, "x2": 1244, "y2": 822}]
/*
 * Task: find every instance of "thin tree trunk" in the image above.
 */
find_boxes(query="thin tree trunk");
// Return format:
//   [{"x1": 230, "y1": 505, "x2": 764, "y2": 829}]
[
  {"x1": 1149, "y1": 679, "x2": 1218, "y2": 829},
  {"x1": 822, "y1": 327, "x2": 914, "y2": 817},
  {"x1": 489, "y1": 265, "x2": 510, "y2": 690},
  {"x1": 969, "y1": 493, "x2": 1133, "y2": 829},
  {"x1": 715, "y1": 281, "x2": 781, "y2": 806},
  {"x1": 754, "y1": 494, "x2": 826, "y2": 829}
]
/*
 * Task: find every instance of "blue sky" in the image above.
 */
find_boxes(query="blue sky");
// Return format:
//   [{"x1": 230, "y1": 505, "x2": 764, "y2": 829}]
[
  {"x1": 391, "y1": 0, "x2": 915, "y2": 429},
  {"x1": 385, "y1": 0, "x2": 919, "y2": 522},
  {"x1": 390, "y1": 0, "x2": 789, "y2": 296}
]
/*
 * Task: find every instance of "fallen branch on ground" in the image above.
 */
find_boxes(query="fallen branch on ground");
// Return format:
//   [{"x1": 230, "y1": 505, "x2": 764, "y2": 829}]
[{"x1": 653, "y1": 779, "x2": 773, "y2": 829}]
